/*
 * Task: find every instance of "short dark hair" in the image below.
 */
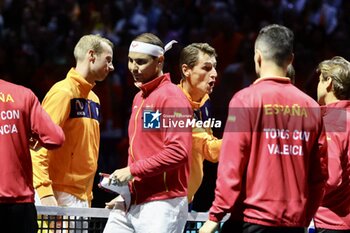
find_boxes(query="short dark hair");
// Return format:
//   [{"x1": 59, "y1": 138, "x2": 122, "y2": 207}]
[
  {"x1": 133, "y1": 33, "x2": 164, "y2": 49},
  {"x1": 255, "y1": 24, "x2": 294, "y2": 67},
  {"x1": 179, "y1": 43, "x2": 217, "y2": 78},
  {"x1": 131, "y1": 33, "x2": 164, "y2": 59},
  {"x1": 317, "y1": 56, "x2": 350, "y2": 100}
]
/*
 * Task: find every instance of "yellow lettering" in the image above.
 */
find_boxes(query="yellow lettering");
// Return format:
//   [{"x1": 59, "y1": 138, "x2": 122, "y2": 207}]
[
  {"x1": 300, "y1": 107, "x2": 308, "y2": 117},
  {"x1": 6, "y1": 94, "x2": 14, "y2": 102},
  {"x1": 283, "y1": 105, "x2": 291, "y2": 115},
  {"x1": 0, "y1": 93, "x2": 15, "y2": 102},
  {"x1": 264, "y1": 104, "x2": 308, "y2": 117},
  {"x1": 292, "y1": 104, "x2": 300, "y2": 116},
  {"x1": 264, "y1": 104, "x2": 273, "y2": 115}
]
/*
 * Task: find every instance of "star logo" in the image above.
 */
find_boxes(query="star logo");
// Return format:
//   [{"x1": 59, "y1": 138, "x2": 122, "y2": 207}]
[
  {"x1": 143, "y1": 110, "x2": 162, "y2": 129},
  {"x1": 150, "y1": 110, "x2": 162, "y2": 122}
]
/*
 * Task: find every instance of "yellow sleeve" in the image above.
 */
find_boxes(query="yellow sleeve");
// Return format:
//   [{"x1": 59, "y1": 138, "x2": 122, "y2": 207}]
[
  {"x1": 192, "y1": 127, "x2": 222, "y2": 163},
  {"x1": 31, "y1": 87, "x2": 71, "y2": 198}
]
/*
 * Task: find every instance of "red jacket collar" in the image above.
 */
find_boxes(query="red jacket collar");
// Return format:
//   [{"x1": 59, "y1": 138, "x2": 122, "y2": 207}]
[
  {"x1": 138, "y1": 73, "x2": 171, "y2": 97},
  {"x1": 253, "y1": 76, "x2": 291, "y2": 85},
  {"x1": 321, "y1": 100, "x2": 350, "y2": 115},
  {"x1": 324, "y1": 100, "x2": 350, "y2": 108}
]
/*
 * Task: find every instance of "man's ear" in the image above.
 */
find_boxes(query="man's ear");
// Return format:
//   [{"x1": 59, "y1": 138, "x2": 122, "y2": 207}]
[
  {"x1": 88, "y1": 50, "x2": 95, "y2": 62},
  {"x1": 326, "y1": 77, "x2": 333, "y2": 92},
  {"x1": 157, "y1": 55, "x2": 164, "y2": 64},
  {"x1": 254, "y1": 49, "x2": 262, "y2": 67},
  {"x1": 288, "y1": 53, "x2": 294, "y2": 66},
  {"x1": 181, "y1": 64, "x2": 191, "y2": 78}
]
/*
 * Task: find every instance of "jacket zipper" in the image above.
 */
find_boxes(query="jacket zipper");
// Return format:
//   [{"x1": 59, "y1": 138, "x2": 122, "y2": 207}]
[
  {"x1": 163, "y1": 172, "x2": 168, "y2": 192},
  {"x1": 87, "y1": 100, "x2": 92, "y2": 118},
  {"x1": 130, "y1": 99, "x2": 145, "y2": 204}
]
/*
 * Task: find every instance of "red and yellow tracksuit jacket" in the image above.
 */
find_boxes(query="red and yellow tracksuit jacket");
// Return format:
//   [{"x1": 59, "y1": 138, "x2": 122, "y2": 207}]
[
  {"x1": 314, "y1": 101, "x2": 350, "y2": 230},
  {"x1": 0, "y1": 79, "x2": 64, "y2": 204},
  {"x1": 128, "y1": 73, "x2": 192, "y2": 205},
  {"x1": 209, "y1": 77, "x2": 328, "y2": 227}
]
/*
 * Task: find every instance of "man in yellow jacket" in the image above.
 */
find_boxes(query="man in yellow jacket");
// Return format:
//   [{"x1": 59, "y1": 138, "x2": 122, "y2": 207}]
[
  {"x1": 31, "y1": 34, "x2": 114, "y2": 231},
  {"x1": 178, "y1": 43, "x2": 222, "y2": 203}
]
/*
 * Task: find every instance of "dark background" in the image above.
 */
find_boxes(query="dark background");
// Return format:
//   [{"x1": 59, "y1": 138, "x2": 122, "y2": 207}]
[{"x1": 1, "y1": 0, "x2": 349, "y2": 211}]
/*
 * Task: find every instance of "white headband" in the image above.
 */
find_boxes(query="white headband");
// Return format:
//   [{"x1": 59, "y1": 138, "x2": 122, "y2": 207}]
[{"x1": 129, "y1": 40, "x2": 178, "y2": 57}]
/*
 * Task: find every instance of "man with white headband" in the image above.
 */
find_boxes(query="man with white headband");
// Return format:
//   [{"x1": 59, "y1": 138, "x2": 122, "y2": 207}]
[
  {"x1": 103, "y1": 33, "x2": 192, "y2": 233},
  {"x1": 129, "y1": 39, "x2": 177, "y2": 57}
]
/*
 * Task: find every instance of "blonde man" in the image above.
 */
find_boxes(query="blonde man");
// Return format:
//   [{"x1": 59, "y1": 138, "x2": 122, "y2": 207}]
[{"x1": 31, "y1": 34, "x2": 114, "y2": 231}]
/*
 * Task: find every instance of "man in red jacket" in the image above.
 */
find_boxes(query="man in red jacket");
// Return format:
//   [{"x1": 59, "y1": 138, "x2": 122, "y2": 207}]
[
  {"x1": 0, "y1": 79, "x2": 64, "y2": 233},
  {"x1": 200, "y1": 24, "x2": 328, "y2": 233},
  {"x1": 314, "y1": 56, "x2": 350, "y2": 233},
  {"x1": 103, "y1": 33, "x2": 192, "y2": 233}
]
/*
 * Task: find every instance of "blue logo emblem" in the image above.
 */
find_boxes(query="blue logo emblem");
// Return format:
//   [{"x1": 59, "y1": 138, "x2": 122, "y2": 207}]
[{"x1": 143, "y1": 110, "x2": 162, "y2": 129}]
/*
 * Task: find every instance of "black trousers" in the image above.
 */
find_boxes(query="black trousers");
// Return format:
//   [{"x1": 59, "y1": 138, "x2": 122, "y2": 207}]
[
  {"x1": 221, "y1": 219, "x2": 305, "y2": 233},
  {"x1": 0, "y1": 203, "x2": 38, "y2": 233},
  {"x1": 316, "y1": 229, "x2": 350, "y2": 233}
]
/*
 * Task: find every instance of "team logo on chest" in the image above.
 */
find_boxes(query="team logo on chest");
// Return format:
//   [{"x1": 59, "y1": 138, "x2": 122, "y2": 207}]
[{"x1": 70, "y1": 98, "x2": 101, "y2": 122}]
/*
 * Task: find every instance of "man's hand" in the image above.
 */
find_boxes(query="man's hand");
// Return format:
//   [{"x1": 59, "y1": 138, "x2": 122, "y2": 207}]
[
  {"x1": 40, "y1": 195, "x2": 58, "y2": 206},
  {"x1": 199, "y1": 220, "x2": 219, "y2": 233},
  {"x1": 110, "y1": 167, "x2": 133, "y2": 186},
  {"x1": 29, "y1": 137, "x2": 42, "y2": 151},
  {"x1": 105, "y1": 195, "x2": 125, "y2": 210},
  {"x1": 105, "y1": 198, "x2": 117, "y2": 209}
]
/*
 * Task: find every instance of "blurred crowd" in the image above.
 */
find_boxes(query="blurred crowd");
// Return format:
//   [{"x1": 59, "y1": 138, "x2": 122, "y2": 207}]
[{"x1": 1, "y1": 0, "x2": 349, "y2": 208}]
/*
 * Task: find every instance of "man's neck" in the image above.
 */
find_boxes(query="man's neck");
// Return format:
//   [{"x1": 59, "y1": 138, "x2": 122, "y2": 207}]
[
  {"x1": 182, "y1": 81, "x2": 203, "y2": 102},
  {"x1": 75, "y1": 64, "x2": 93, "y2": 84},
  {"x1": 324, "y1": 92, "x2": 339, "y2": 105},
  {"x1": 259, "y1": 61, "x2": 288, "y2": 79}
]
